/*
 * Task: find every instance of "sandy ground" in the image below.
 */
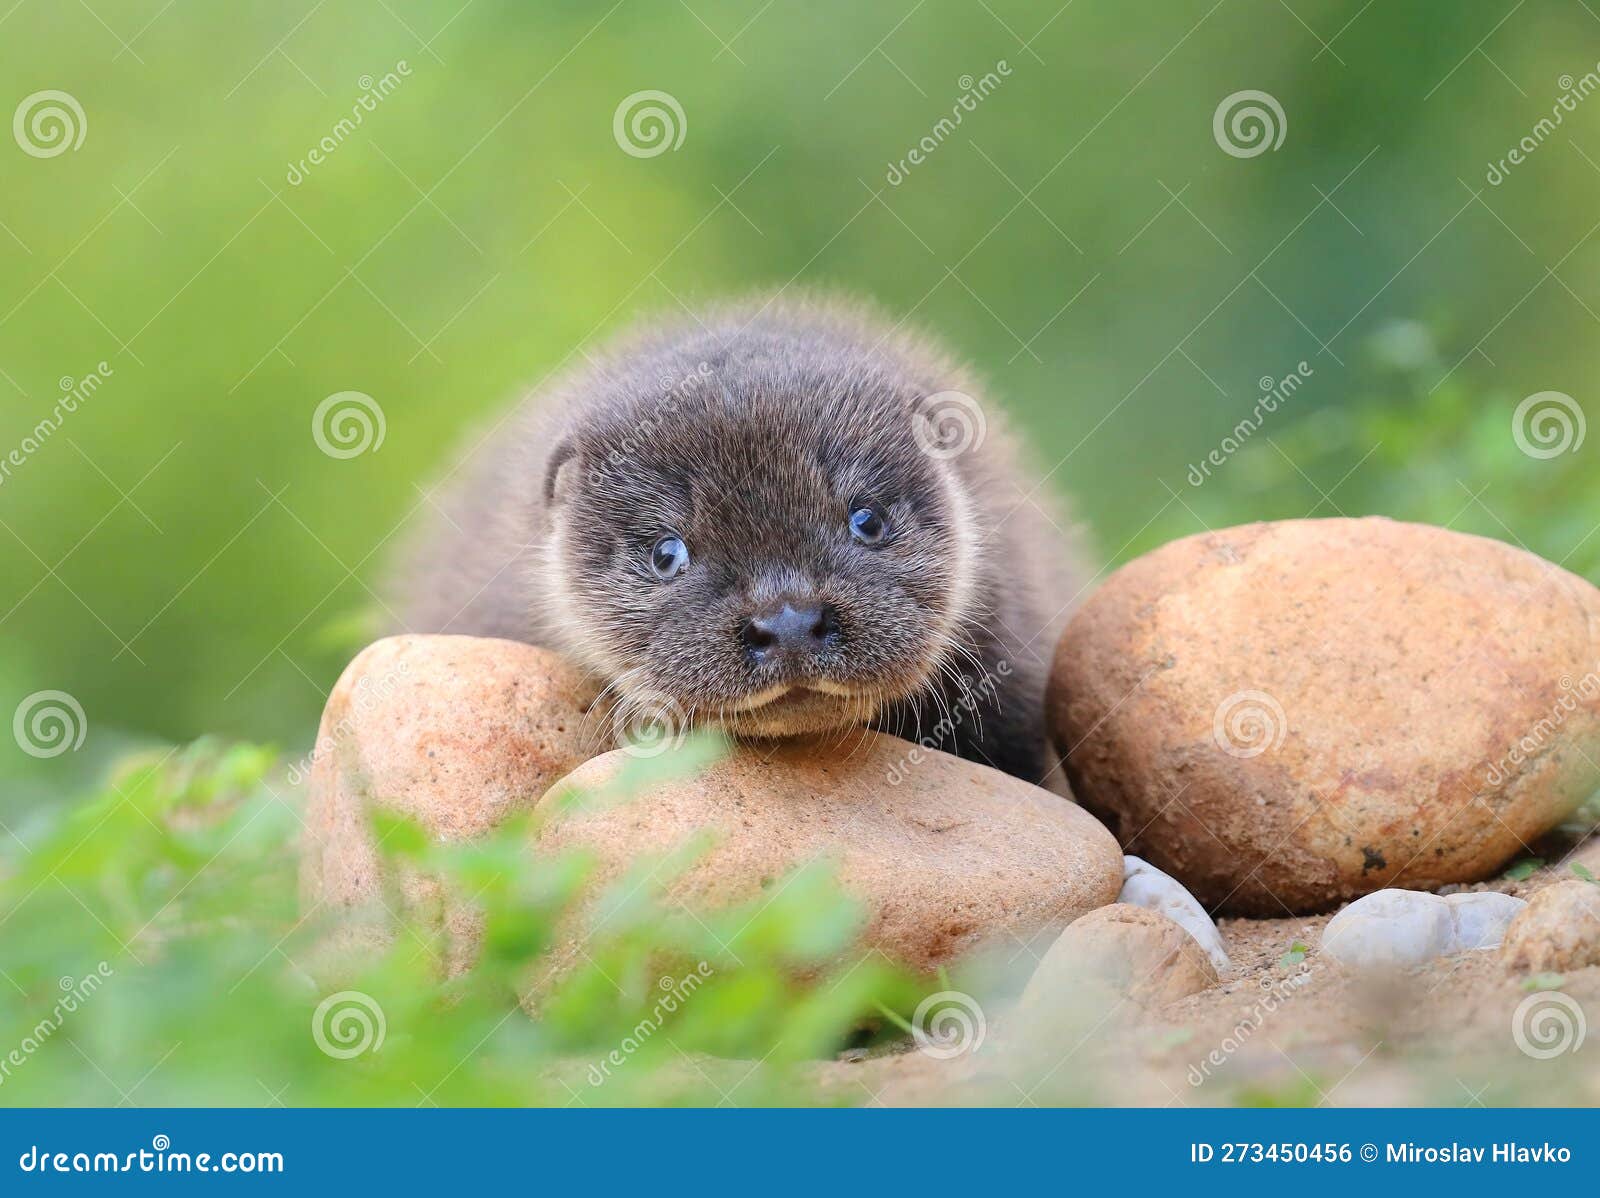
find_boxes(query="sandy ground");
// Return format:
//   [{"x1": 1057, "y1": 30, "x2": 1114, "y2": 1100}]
[{"x1": 807, "y1": 835, "x2": 1600, "y2": 1107}]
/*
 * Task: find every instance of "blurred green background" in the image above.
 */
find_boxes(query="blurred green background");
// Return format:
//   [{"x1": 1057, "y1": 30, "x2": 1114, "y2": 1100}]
[{"x1": 2, "y1": 0, "x2": 1597, "y2": 799}]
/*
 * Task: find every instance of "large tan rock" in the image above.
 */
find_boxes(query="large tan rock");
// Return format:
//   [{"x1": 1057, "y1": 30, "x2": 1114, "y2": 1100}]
[
  {"x1": 1019, "y1": 904, "x2": 1219, "y2": 1012},
  {"x1": 1050, "y1": 517, "x2": 1600, "y2": 915},
  {"x1": 1501, "y1": 880, "x2": 1600, "y2": 974},
  {"x1": 535, "y1": 733, "x2": 1124, "y2": 975},
  {"x1": 299, "y1": 635, "x2": 600, "y2": 968}
]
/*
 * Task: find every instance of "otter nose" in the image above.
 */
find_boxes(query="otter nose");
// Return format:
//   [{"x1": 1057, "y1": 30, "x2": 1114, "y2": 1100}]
[{"x1": 741, "y1": 602, "x2": 839, "y2": 662}]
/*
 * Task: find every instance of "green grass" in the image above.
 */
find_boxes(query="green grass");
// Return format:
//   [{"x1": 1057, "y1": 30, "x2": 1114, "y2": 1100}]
[{"x1": 0, "y1": 740, "x2": 928, "y2": 1107}]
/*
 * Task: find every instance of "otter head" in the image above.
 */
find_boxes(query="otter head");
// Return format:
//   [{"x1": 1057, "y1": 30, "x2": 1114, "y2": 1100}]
[{"x1": 540, "y1": 362, "x2": 980, "y2": 742}]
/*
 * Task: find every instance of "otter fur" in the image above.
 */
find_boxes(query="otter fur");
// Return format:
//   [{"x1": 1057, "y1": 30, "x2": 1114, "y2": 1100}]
[{"x1": 389, "y1": 295, "x2": 1087, "y2": 782}]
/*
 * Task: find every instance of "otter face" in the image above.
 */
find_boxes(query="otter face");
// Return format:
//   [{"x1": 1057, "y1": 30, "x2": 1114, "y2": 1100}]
[{"x1": 542, "y1": 383, "x2": 978, "y2": 739}]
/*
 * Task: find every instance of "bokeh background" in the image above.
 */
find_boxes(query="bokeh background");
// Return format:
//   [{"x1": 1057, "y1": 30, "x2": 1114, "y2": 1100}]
[{"x1": 3, "y1": 0, "x2": 1598, "y2": 809}]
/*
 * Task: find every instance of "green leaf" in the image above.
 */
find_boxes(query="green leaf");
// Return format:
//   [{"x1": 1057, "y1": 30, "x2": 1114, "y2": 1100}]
[
  {"x1": 1523, "y1": 973, "x2": 1567, "y2": 991},
  {"x1": 1504, "y1": 858, "x2": 1543, "y2": 881}
]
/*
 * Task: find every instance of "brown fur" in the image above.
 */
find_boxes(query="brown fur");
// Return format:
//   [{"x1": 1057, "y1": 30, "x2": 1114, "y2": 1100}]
[{"x1": 388, "y1": 294, "x2": 1088, "y2": 781}]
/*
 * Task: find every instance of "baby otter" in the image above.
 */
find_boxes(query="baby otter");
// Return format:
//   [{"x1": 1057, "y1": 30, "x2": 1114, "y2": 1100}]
[{"x1": 390, "y1": 295, "x2": 1086, "y2": 781}]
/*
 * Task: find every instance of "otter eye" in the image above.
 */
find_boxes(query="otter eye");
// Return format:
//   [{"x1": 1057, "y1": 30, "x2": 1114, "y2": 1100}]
[
  {"x1": 848, "y1": 505, "x2": 887, "y2": 545},
  {"x1": 650, "y1": 535, "x2": 689, "y2": 580}
]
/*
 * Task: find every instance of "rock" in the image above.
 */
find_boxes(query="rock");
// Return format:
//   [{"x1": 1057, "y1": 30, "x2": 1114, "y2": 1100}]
[
  {"x1": 535, "y1": 733, "x2": 1124, "y2": 976},
  {"x1": 1049, "y1": 517, "x2": 1600, "y2": 914},
  {"x1": 1322, "y1": 887, "x2": 1525, "y2": 969},
  {"x1": 1500, "y1": 880, "x2": 1600, "y2": 973},
  {"x1": 299, "y1": 635, "x2": 600, "y2": 971},
  {"x1": 1447, "y1": 891, "x2": 1526, "y2": 951},
  {"x1": 1020, "y1": 905, "x2": 1219, "y2": 1011},
  {"x1": 1118, "y1": 855, "x2": 1231, "y2": 972}
]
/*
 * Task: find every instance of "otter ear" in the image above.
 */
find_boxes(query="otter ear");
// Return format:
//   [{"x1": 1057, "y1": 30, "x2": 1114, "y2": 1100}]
[{"x1": 543, "y1": 438, "x2": 579, "y2": 504}]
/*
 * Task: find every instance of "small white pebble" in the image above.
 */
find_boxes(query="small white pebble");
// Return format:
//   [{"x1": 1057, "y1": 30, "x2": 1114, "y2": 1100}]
[
  {"x1": 1443, "y1": 890, "x2": 1525, "y2": 950},
  {"x1": 1322, "y1": 887, "x2": 1526, "y2": 969},
  {"x1": 1118, "y1": 855, "x2": 1231, "y2": 973}
]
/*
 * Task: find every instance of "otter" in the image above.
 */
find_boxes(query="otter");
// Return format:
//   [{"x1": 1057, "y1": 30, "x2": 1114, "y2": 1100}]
[{"x1": 389, "y1": 295, "x2": 1087, "y2": 782}]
